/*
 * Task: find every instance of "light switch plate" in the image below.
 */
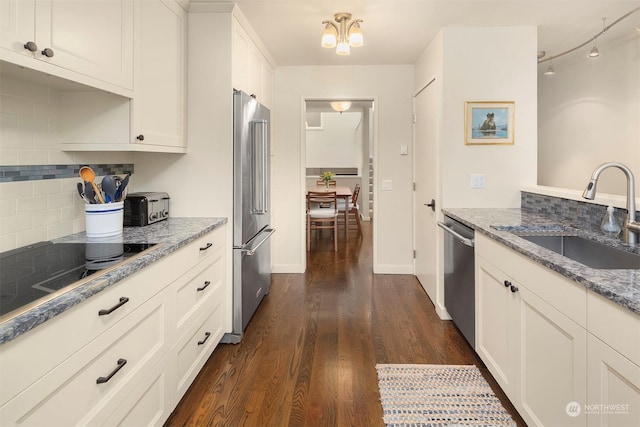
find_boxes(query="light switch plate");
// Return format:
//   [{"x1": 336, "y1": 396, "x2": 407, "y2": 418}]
[
  {"x1": 400, "y1": 145, "x2": 408, "y2": 155},
  {"x1": 470, "y1": 174, "x2": 486, "y2": 189},
  {"x1": 382, "y1": 180, "x2": 393, "y2": 191}
]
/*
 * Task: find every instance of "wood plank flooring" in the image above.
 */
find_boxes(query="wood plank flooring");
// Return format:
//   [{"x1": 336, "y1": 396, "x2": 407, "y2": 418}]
[{"x1": 165, "y1": 222, "x2": 526, "y2": 426}]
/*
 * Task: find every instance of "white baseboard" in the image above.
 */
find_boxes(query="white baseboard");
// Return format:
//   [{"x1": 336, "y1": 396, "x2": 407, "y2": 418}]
[{"x1": 373, "y1": 265, "x2": 414, "y2": 274}]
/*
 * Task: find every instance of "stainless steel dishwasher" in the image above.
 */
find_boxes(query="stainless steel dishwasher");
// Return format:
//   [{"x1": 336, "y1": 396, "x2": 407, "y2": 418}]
[{"x1": 438, "y1": 216, "x2": 475, "y2": 347}]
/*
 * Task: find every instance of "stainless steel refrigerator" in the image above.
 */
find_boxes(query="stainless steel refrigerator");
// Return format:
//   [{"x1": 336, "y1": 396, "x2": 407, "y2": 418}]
[{"x1": 222, "y1": 90, "x2": 275, "y2": 344}]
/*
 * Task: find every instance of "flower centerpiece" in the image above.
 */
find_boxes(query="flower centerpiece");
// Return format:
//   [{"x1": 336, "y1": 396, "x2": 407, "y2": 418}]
[{"x1": 320, "y1": 171, "x2": 334, "y2": 189}]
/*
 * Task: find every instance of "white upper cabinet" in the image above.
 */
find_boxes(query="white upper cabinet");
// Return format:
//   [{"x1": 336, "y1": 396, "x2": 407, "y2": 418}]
[
  {"x1": 132, "y1": 0, "x2": 186, "y2": 150},
  {"x1": 59, "y1": 0, "x2": 187, "y2": 153},
  {"x1": 0, "y1": 0, "x2": 134, "y2": 96},
  {"x1": 232, "y1": 16, "x2": 274, "y2": 109}
]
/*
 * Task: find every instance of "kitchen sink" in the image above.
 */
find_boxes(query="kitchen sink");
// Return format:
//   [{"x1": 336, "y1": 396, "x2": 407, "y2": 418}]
[{"x1": 516, "y1": 234, "x2": 640, "y2": 270}]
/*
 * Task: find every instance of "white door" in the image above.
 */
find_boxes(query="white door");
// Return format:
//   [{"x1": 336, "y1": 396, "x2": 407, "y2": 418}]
[{"x1": 413, "y1": 80, "x2": 438, "y2": 301}]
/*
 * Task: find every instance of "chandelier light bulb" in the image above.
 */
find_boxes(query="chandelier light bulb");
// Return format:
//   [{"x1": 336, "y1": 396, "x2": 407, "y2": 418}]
[
  {"x1": 336, "y1": 41, "x2": 350, "y2": 55},
  {"x1": 348, "y1": 22, "x2": 364, "y2": 47},
  {"x1": 321, "y1": 23, "x2": 337, "y2": 48}
]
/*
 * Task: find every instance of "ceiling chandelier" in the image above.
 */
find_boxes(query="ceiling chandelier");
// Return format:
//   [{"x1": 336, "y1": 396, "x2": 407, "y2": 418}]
[{"x1": 321, "y1": 12, "x2": 363, "y2": 56}]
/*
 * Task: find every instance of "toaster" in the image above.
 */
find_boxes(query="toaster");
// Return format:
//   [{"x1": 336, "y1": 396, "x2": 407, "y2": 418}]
[{"x1": 124, "y1": 192, "x2": 170, "y2": 226}]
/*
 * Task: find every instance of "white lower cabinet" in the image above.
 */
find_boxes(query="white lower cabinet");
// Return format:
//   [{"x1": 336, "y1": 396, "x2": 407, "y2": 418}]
[
  {"x1": 587, "y1": 333, "x2": 640, "y2": 427},
  {"x1": 475, "y1": 257, "x2": 519, "y2": 396},
  {"x1": 517, "y1": 284, "x2": 587, "y2": 426},
  {"x1": 476, "y1": 234, "x2": 587, "y2": 426},
  {"x1": 586, "y1": 290, "x2": 640, "y2": 427},
  {"x1": 0, "y1": 291, "x2": 167, "y2": 426},
  {"x1": 0, "y1": 225, "x2": 227, "y2": 426}
]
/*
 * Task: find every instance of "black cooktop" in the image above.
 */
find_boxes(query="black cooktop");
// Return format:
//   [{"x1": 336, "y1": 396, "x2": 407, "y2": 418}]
[{"x1": 0, "y1": 241, "x2": 156, "y2": 319}]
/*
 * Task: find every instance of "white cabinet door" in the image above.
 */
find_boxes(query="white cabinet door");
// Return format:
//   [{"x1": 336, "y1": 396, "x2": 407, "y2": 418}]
[
  {"x1": 132, "y1": 0, "x2": 186, "y2": 149},
  {"x1": 517, "y1": 285, "x2": 587, "y2": 427},
  {"x1": 35, "y1": 0, "x2": 134, "y2": 90},
  {"x1": 587, "y1": 333, "x2": 640, "y2": 427},
  {"x1": 475, "y1": 256, "x2": 519, "y2": 396},
  {"x1": 232, "y1": 21, "x2": 250, "y2": 93},
  {"x1": 1, "y1": 0, "x2": 133, "y2": 94},
  {"x1": 0, "y1": 0, "x2": 35, "y2": 58}
]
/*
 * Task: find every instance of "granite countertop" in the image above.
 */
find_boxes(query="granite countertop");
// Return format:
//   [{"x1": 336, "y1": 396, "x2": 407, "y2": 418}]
[
  {"x1": 442, "y1": 208, "x2": 640, "y2": 316},
  {"x1": 0, "y1": 217, "x2": 228, "y2": 345}
]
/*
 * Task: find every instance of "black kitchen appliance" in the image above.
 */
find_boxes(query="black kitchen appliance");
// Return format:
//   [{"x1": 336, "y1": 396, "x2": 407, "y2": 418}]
[
  {"x1": 438, "y1": 216, "x2": 476, "y2": 347},
  {"x1": 0, "y1": 241, "x2": 156, "y2": 321},
  {"x1": 124, "y1": 192, "x2": 170, "y2": 226}
]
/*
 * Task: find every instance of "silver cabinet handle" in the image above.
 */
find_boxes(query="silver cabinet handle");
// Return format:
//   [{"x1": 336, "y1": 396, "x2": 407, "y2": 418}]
[{"x1": 437, "y1": 221, "x2": 474, "y2": 247}]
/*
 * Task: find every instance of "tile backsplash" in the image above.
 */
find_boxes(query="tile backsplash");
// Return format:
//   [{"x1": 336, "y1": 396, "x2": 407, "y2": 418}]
[
  {"x1": 0, "y1": 75, "x2": 134, "y2": 252},
  {"x1": 521, "y1": 191, "x2": 638, "y2": 232}
]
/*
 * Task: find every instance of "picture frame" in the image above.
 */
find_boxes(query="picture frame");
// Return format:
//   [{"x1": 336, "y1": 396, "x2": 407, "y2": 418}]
[{"x1": 464, "y1": 101, "x2": 515, "y2": 145}]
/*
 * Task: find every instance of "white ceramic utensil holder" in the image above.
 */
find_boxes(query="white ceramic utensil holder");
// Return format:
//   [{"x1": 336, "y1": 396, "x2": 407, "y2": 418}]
[{"x1": 85, "y1": 201, "x2": 124, "y2": 238}]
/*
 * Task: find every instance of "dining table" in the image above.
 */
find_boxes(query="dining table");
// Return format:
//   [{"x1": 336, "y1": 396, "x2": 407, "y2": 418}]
[{"x1": 307, "y1": 185, "x2": 353, "y2": 242}]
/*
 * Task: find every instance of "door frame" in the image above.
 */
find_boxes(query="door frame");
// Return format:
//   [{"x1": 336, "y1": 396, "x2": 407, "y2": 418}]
[{"x1": 299, "y1": 96, "x2": 379, "y2": 272}]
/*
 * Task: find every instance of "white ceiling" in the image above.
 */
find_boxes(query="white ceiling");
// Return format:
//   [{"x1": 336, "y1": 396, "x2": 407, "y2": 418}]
[{"x1": 207, "y1": 0, "x2": 640, "y2": 66}]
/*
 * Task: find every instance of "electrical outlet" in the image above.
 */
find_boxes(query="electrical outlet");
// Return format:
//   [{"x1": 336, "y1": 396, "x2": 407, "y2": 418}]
[
  {"x1": 470, "y1": 174, "x2": 486, "y2": 189},
  {"x1": 400, "y1": 145, "x2": 408, "y2": 155}
]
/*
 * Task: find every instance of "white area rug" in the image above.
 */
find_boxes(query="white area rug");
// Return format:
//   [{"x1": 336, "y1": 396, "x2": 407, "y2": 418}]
[{"x1": 375, "y1": 364, "x2": 517, "y2": 427}]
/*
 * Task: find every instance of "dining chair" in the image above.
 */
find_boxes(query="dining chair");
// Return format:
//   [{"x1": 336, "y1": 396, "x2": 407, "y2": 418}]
[
  {"x1": 315, "y1": 179, "x2": 337, "y2": 187},
  {"x1": 307, "y1": 191, "x2": 338, "y2": 251},
  {"x1": 337, "y1": 183, "x2": 363, "y2": 237}
]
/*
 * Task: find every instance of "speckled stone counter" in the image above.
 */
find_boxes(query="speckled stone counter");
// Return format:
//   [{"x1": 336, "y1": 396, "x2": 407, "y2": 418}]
[
  {"x1": 0, "y1": 217, "x2": 227, "y2": 345},
  {"x1": 442, "y1": 208, "x2": 640, "y2": 316}
]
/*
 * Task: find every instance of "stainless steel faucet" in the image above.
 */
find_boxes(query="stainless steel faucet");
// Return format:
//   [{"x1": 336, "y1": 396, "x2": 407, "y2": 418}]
[{"x1": 582, "y1": 162, "x2": 640, "y2": 245}]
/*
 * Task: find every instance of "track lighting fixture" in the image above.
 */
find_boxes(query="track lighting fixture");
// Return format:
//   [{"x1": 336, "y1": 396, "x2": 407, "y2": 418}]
[{"x1": 538, "y1": 7, "x2": 639, "y2": 75}]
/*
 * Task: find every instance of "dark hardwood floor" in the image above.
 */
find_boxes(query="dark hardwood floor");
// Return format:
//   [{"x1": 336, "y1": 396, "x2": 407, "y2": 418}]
[{"x1": 165, "y1": 222, "x2": 526, "y2": 426}]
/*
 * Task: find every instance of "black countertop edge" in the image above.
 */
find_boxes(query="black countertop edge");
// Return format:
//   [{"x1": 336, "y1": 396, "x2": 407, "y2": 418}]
[
  {"x1": 442, "y1": 208, "x2": 640, "y2": 316},
  {"x1": 0, "y1": 217, "x2": 228, "y2": 346}
]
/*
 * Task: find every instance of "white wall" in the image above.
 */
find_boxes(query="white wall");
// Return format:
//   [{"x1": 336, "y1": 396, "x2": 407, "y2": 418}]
[
  {"x1": 414, "y1": 26, "x2": 538, "y2": 318},
  {"x1": 538, "y1": 32, "x2": 640, "y2": 196},
  {"x1": 273, "y1": 65, "x2": 414, "y2": 273},
  {"x1": 306, "y1": 112, "x2": 362, "y2": 170},
  {"x1": 441, "y1": 27, "x2": 538, "y2": 208},
  {"x1": 0, "y1": 75, "x2": 133, "y2": 252}
]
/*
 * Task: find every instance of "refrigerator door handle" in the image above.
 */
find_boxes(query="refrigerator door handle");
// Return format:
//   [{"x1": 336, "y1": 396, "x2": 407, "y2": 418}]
[
  {"x1": 250, "y1": 119, "x2": 269, "y2": 214},
  {"x1": 240, "y1": 228, "x2": 275, "y2": 255}
]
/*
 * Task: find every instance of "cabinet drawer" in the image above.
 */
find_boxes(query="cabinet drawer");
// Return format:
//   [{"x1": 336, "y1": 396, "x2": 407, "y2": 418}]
[
  {"x1": 476, "y1": 234, "x2": 587, "y2": 326},
  {"x1": 587, "y1": 291, "x2": 640, "y2": 366},
  {"x1": 0, "y1": 291, "x2": 167, "y2": 426},
  {"x1": 175, "y1": 248, "x2": 224, "y2": 335},
  {"x1": 174, "y1": 298, "x2": 224, "y2": 401},
  {"x1": 0, "y1": 253, "x2": 173, "y2": 406},
  {"x1": 103, "y1": 355, "x2": 172, "y2": 427},
  {"x1": 193, "y1": 227, "x2": 225, "y2": 264}
]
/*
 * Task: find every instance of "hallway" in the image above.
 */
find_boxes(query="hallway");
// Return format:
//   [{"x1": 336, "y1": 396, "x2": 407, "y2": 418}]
[{"x1": 165, "y1": 222, "x2": 525, "y2": 426}]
